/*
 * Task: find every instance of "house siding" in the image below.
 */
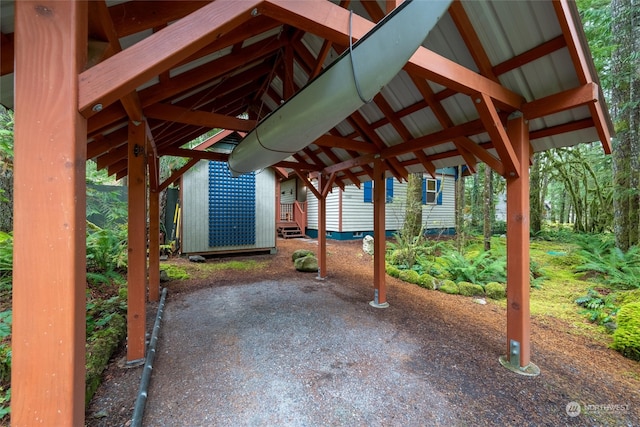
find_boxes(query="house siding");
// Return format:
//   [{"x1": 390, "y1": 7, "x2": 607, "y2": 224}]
[
  {"x1": 181, "y1": 161, "x2": 276, "y2": 253},
  {"x1": 306, "y1": 174, "x2": 456, "y2": 239}
]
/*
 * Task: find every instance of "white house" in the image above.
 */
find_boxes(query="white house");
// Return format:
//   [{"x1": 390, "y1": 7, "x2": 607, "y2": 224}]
[{"x1": 305, "y1": 168, "x2": 457, "y2": 240}]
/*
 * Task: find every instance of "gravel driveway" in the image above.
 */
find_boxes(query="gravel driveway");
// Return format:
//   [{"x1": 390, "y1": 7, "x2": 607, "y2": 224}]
[
  {"x1": 87, "y1": 239, "x2": 639, "y2": 427},
  {"x1": 142, "y1": 279, "x2": 455, "y2": 426}
]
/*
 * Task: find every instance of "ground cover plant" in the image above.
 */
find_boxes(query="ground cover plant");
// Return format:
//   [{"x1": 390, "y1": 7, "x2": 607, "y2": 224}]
[{"x1": 385, "y1": 227, "x2": 640, "y2": 360}]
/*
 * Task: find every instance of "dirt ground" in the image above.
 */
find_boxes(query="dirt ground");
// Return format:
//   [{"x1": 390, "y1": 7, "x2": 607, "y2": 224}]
[{"x1": 86, "y1": 238, "x2": 640, "y2": 426}]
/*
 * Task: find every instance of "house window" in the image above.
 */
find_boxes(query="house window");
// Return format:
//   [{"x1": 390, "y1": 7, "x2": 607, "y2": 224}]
[
  {"x1": 422, "y1": 178, "x2": 443, "y2": 205},
  {"x1": 363, "y1": 178, "x2": 394, "y2": 203}
]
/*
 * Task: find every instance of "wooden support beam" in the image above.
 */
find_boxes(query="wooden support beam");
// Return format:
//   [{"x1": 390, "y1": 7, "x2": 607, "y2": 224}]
[
  {"x1": 553, "y1": 0, "x2": 612, "y2": 154},
  {"x1": 315, "y1": 134, "x2": 378, "y2": 154},
  {"x1": 149, "y1": 151, "x2": 161, "y2": 302},
  {"x1": 522, "y1": 83, "x2": 599, "y2": 120},
  {"x1": 79, "y1": 0, "x2": 260, "y2": 115},
  {"x1": 12, "y1": 2, "x2": 87, "y2": 424},
  {"x1": 160, "y1": 158, "x2": 199, "y2": 192},
  {"x1": 474, "y1": 93, "x2": 520, "y2": 178},
  {"x1": 144, "y1": 103, "x2": 256, "y2": 132},
  {"x1": 492, "y1": 35, "x2": 566, "y2": 77},
  {"x1": 317, "y1": 173, "x2": 327, "y2": 279},
  {"x1": 503, "y1": 113, "x2": 538, "y2": 375},
  {"x1": 127, "y1": 121, "x2": 148, "y2": 363},
  {"x1": 371, "y1": 158, "x2": 388, "y2": 308}
]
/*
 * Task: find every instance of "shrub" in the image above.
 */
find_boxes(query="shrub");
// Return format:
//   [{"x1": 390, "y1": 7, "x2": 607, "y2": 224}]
[
  {"x1": 485, "y1": 282, "x2": 506, "y2": 300},
  {"x1": 439, "y1": 280, "x2": 459, "y2": 295},
  {"x1": 611, "y1": 302, "x2": 640, "y2": 361},
  {"x1": 458, "y1": 281, "x2": 485, "y2": 297},
  {"x1": 292, "y1": 249, "x2": 314, "y2": 261},
  {"x1": 398, "y1": 269, "x2": 420, "y2": 284},
  {"x1": 386, "y1": 231, "x2": 421, "y2": 268},
  {"x1": 0, "y1": 232, "x2": 12, "y2": 292},
  {"x1": 386, "y1": 264, "x2": 401, "y2": 278},
  {"x1": 575, "y1": 288, "x2": 618, "y2": 325},
  {"x1": 417, "y1": 274, "x2": 435, "y2": 290}
]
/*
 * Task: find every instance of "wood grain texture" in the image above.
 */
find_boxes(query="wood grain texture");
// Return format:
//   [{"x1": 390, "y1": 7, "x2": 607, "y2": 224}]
[{"x1": 12, "y1": 1, "x2": 88, "y2": 425}]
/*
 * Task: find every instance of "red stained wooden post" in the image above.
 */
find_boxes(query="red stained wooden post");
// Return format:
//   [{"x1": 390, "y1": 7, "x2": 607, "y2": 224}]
[
  {"x1": 12, "y1": 1, "x2": 88, "y2": 424},
  {"x1": 502, "y1": 113, "x2": 539, "y2": 375},
  {"x1": 127, "y1": 122, "x2": 147, "y2": 362},
  {"x1": 148, "y1": 153, "x2": 160, "y2": 303},
  {"x1": 371, "y1": 158, "x2": 389, "y2": 308},
  {"x1": 317, "y1": 174, "x2": 327, "y2": 279}
]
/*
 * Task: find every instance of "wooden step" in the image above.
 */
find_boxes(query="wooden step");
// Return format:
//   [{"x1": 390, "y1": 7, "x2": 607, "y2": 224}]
[{"x1": 278, "y1": 225, "x2": 303, "y2": 239}]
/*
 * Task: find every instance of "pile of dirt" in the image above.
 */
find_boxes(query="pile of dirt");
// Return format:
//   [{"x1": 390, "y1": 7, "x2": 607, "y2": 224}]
[{"x1": 86, "y1": 237, "x2": 640, "y2": 426}]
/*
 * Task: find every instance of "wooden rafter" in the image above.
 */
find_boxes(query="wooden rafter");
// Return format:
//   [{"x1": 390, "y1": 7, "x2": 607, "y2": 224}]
[
  {"x1": 492, "y1": 35, "x2": 566, "y2": 77},
  {"x1": 553, "y1": 0, "x2": 612, "y2": 153},
  {"x1": 449, "y1": 1, "x2": 498, "y2": 82},
  {"x1": 262, "y1": 0, "x2": 524, "y2": 111},
  {"x1": 79, "y1": 0, "x2": 261, "y2": 115},
  {"x1": 144, "y1": 103, "x2": 256, "y2": 132}
]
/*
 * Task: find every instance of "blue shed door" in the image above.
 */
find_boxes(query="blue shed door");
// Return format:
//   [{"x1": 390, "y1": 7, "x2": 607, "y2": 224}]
[{"x1": 208, "y1": 161, "x2": 256, "y2": 247}]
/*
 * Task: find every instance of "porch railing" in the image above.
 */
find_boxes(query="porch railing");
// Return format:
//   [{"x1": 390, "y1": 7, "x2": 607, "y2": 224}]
[{"x1": 280, "y1": 201, "x2": 306, "y2": 232}]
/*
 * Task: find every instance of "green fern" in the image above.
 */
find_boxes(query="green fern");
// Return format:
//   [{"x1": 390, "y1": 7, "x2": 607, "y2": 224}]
[
  {"x1": 576, "y1": 242, "x2": 640, "y2": 290},
  {"x1": 441, "y1": 251, "x2": 507, "y2": 285}
]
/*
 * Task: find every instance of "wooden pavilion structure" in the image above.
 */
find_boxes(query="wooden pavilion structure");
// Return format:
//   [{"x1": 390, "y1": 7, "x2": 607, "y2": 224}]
[{"x1": 1, "y1": 0, "x2": 612, "y2": 424}]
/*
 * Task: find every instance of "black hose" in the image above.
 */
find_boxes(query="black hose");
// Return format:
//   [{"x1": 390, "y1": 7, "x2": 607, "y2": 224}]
[{"x1": 131, "y1": 287, "x2": 168, "y2": 427}]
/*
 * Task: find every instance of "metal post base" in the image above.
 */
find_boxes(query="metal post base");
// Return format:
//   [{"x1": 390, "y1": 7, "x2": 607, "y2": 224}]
[
  {"x1": 369, "y1": 300, "x2": 389, "y2": 309},
  {"x1": 498, "y1": 355, "x2": 540, "y2": 377}
]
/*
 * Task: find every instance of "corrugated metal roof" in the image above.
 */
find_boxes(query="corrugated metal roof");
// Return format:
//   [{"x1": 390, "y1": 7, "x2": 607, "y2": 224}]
[{"x1": 0, "y1": 0, "x2": 612, "y2": 184}]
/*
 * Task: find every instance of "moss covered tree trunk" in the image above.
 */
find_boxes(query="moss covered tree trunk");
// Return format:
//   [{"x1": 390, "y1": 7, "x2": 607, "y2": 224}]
[
  {"x1": 611, "y1": 0, "x2": 640, "y2": 251},
  {"x1": 402, "y1": 172, "x2": 423, "y2": 240},
  {"x1": 530, "y1": 153, "x2": 542, "y2": 234},
  {"x1": 455, "y1": 166, "x2": 466, "y2": 251},
  {"x1": 483, "y1": 165, "x2": 493, "y2": 251}
]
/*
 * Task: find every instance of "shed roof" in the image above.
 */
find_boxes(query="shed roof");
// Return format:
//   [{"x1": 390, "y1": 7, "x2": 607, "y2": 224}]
[{"x1": 0, "y1": 0, "x2": 613, "y2": 185}]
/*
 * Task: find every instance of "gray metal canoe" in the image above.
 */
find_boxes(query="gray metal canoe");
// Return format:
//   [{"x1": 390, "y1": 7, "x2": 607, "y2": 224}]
[{"x1": 228, "y1": 0, "x2": 452, "y2": 177}]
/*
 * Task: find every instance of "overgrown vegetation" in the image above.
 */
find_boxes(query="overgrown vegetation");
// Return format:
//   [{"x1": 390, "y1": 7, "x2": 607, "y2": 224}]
[{"x1": 386, "y1": 225, "x2": 640, "y2": 362}]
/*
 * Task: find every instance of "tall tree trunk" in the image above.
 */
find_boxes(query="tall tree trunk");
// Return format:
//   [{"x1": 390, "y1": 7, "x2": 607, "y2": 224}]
[
  {"x1": 483, "y1": 165, "x2": 493, "y2": 251},
  {"x1": 0, "y1": 169, "x2": 12, "y2": 232},
  {"x1": 530, "y1": 153, "x2": 542, "y2": 234},
  {"x1": 471, "y1": 172, "x2": 480, "y2": 229},
  {"x1": 402, "y1": 172, "x2": 423, "y2": 240},
  {"x1": 611, "y1": 0, "x2": 639, "y2": 250},
  {"x1": 455, "y1": 166, "x2": 466, "y2": 251}
]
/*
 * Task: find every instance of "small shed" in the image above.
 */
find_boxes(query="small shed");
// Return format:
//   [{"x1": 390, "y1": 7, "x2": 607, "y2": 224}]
[
  {"x1": 307, "y1": 169, "x2": 456, "y2": 240},
  {"x1": 181, "y1": 160, "x2": 276, "y2": 255}
]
